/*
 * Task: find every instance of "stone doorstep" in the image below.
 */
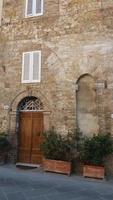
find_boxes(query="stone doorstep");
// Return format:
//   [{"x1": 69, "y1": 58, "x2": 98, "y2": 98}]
[{"x1": 16, "y1": 162, "x2": 41, "y2": 168}]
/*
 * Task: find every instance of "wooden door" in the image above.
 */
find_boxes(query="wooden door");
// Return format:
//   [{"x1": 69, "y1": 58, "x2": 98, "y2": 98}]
[
  {"x1": 31, "y1": 112, "x2": 43, "y2": 164},
  {"x1": 18, "y1": 112, "x2": 32, "y2": 163},
  {"x1": 18, "y1": 112, "x2": 43, "y2": 164}
]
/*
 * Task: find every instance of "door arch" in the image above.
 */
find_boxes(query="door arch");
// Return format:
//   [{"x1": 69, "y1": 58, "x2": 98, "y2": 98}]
[
  {"x1": 76, "y1": 74, "x2": 99, "y2": 136},
  {"x1": 17, "y1": 96, "x2": 44, "y2": 165}
]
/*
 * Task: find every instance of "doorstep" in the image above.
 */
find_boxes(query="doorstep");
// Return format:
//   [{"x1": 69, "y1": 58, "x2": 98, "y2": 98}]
[{"x1": 16, "y1": 162, "x2": 41, "y2": 168}]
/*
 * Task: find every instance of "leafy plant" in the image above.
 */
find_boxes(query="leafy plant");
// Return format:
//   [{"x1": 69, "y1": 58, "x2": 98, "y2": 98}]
[
  {"x1": 79, "y1": 134, "x2": 113, "y2": 166},
  {"x1": 41, "y1": 128, "x2": 77, "y2": 162},
  {"x1": 0, "y1": 133, "x2": 11, "y2": 153}
]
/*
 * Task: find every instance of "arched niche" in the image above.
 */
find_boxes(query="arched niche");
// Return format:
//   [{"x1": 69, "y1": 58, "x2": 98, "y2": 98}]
[{"x1": 76, "y1": 74, "x2": 99, "y2": 136}]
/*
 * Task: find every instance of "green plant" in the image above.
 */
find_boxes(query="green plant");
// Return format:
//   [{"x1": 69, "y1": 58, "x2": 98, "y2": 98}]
[
  {"x1": 79, "y1": 134, "x2": 113, "y2": 166},
  {"x1": 41, "y1": 128, "x2": 77, "y2": 162},
  {"x1": 0, "y1": 133, "x2": 11, "y2": 154}
]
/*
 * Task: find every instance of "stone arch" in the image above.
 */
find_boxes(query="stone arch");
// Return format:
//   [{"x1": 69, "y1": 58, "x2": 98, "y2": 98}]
[
  {"x1": 8, "y1": 89, "x2": 52, "y2": 163},
  {"x1": 9, "y1": 89, "x2": 51, "y2": 113},
  {"x1": 9, "y1": 89, "x2": 51, "y2": 134},
  {"x1": 76, "y1": 73, "x2": 94, "y2": 84},
  {"x1": 76, "y1": 74, "x2": 99, "y2": 136}
]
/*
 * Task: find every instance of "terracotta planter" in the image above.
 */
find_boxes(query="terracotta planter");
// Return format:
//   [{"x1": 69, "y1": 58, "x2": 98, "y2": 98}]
[
  {"x1": 83, "y1": 165, "x2": 105, "y2": 179},
  {"x1": 43, "y1": 158, "x2": 71, "y2": 175}
]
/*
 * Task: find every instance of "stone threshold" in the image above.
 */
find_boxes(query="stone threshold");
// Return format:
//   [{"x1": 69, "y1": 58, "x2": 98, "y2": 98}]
[{"x1": 16, "y1": 163, "x2": 41, "y2": 168}]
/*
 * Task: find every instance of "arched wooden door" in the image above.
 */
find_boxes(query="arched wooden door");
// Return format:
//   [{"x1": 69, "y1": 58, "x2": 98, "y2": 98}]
[
  {"x1": 18, "y1": 112, "x2": 43, "y2": 164},
  {"x1": 18, "y1": 97, "x2": 44, "y2": 165}
]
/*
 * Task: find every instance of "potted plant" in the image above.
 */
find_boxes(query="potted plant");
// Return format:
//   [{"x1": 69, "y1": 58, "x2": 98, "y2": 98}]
[
  {"x1": 0, "y1": 133, "x2": 12, "y2": 164},
  {"x1": 41, "y1": 128, "x2": 76, "y2": 175},
  {"x1": 79, "y1": 133, "x2": 113, "y2": 179}
]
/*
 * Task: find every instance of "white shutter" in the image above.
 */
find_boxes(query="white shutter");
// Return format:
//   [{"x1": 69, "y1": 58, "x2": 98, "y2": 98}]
[
  {"x1": 22, "y1": 53, "x2": 30, "y2": 82},
  {"x1": 22, "y1": 51, "x2": 41, "y2": 83},
  {"x1": 26, "y1": 0, "x2": 33, "y2": 16},
  {"x1": 36, "y1": 0, "x2": 42, "y2": 14},
  {"x1": 26, "y1": 0, "x2": 43, "y2": 17},
  {"x1": 32, "y1": 51, "x2": 41, "y2": 82}
]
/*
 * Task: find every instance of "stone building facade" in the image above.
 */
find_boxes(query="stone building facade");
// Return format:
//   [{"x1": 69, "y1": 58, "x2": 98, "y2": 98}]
[{"x1": 0, "y1": 0, "x2": 113, "y2": 172}]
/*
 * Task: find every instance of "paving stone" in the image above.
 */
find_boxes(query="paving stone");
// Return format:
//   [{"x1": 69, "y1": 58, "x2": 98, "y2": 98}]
[
  {"x1": 0, "y1": 190, "x2": 7, "y2": 200},
  {"x1": 6, "y1": 192, "x2": 26, "y2": 200},
  {"x1": 100, "y1": 194, "x2": 113, "y2": 200},
  {"x1": 29, "y1": 196, "x2": 47, "y2": 200}
]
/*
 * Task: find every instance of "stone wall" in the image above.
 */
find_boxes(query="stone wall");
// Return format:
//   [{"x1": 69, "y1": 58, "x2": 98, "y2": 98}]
[
  {"x1": 0, "y1": 0, "x2": 3, "y2": 25},
  {"x1": 0, "y1": 0, "x2": 113, "y2": 172},
  {"x1": 1, "y1": 0, "x2": 113, "y2": 133}
]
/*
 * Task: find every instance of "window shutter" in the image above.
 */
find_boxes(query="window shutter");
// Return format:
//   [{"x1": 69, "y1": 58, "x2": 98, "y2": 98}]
[
  {"x1": 26, "y1": 0, "x2": 33, "y2": 16},
  {"x1": 32, "y1": 51, "x2": 41, "y2": 81},
  {"x1": 22, "y1": 51, "x2": 41, "y2": 83},
  {"x1": 36, "y1": 0, "x2": 42, "y2": 14},
  {"x1": 23, "y1": 53, "x2": 30, "y2": 82}
]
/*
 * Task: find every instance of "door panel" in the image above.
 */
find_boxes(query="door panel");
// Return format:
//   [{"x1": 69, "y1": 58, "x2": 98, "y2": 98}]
[
  {"x1": 19, "y1": 112, "x2": 43, "y2": 164},
  {"x1": 19, "y1": 112, "x2": 32, "y2": 163},
  {"x1": 31, "y1": 112, "x2": 43, "y2": 164}
]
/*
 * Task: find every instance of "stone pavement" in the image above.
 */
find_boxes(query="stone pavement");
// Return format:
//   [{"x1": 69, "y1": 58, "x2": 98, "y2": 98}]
[{"x1": 0, "y1": 165, "x2": 113, "y2": 200}]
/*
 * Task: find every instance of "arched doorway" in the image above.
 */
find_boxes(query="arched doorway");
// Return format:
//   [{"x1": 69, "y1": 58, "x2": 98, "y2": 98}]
[
  {"x1": 17, "y1": 96, "x2": 44, "y2": 165},
  {"x1": 76, "y1": 74, "x2": 99, "y2": 136}
]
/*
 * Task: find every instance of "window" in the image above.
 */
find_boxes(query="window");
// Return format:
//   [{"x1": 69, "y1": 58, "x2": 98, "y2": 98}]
[
  {"x1": 0, "y1": 0, "x2": 3, "y2": 26},
  {"x1": 25, "y1": 0, "x2": 43, "y2": 17},
  {"x1": 22, "y1": 51, "x2": 41, "y2": 83}
]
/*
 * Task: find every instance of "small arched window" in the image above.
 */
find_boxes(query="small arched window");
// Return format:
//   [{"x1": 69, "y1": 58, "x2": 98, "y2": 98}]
[{"x1": 18, "y1": 96, "x2": 43, "y2": 111}]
